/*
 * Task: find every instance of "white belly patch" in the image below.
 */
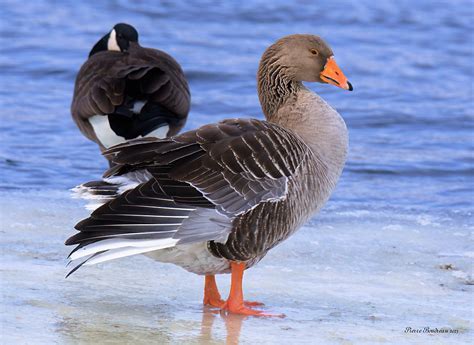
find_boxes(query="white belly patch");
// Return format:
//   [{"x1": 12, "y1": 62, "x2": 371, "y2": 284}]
[{"x1": 144, "y1": 242, "x2": 230, "y2": 275}]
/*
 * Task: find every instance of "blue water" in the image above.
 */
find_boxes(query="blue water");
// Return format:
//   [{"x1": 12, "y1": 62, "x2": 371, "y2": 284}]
[
  {"x1": 1, "y1": 0, "x2": 473, "y2": 216},
  {"x1": 1, "y1": 2, "x2": 473, "y2": 343},
  {"x1": 0, "y1": 1, "x2": 474, "y2": 218}
]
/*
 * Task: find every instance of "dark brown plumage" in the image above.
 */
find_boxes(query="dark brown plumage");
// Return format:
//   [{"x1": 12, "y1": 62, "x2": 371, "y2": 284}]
[{"x1": 71, "y1": 23, "x2": 190, "y2": 155}]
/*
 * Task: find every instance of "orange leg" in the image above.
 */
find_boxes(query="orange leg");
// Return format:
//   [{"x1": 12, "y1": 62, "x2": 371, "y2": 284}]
[
  {"x1": 203, "y1": 275, "x2": 226, "y2": 308},
  {"x1": 203, "y1": 274, "x2": 264, "y2": 309},
  {"x1": 222, "y1": 262, "x2": 283, "y2": 317}
]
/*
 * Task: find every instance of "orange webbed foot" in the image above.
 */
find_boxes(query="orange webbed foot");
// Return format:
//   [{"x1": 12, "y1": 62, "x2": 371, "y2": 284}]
[
  {"x1": 204, "y1": 299, "x2": 263, "y2": 309},
  {"x1": 221, "y1": 262, "x2": 284, "y2": 317},
  {"x1": 203, "y1": 296, "x2": 226, "y2": 308},
  {"x1": 243, "y1": 300, "x2": 265, "y2": 307},
  {"x1": 222, "y1": 301, "x2": 284, "y2": 317}
]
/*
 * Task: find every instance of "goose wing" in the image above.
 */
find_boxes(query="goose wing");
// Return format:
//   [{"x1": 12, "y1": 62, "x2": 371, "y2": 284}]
[
  {"x1": 105, "y1": 118, "x2": 310, "y2": 216},
  {"x1": 66, "y1": 118, "x2": 310, "y2": 270}
]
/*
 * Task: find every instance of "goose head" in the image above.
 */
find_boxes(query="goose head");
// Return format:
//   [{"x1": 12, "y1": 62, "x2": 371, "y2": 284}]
[
  {"x1": 266, "y1": 34, "x2": 353, "y2": 91},
  {"x1": 89, "y1": 23, "x2": 139, "y2": 57}
]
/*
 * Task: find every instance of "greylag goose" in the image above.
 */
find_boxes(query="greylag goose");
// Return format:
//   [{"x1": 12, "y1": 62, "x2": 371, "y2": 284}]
[
  {"x1": 66, "y1": 34, "x2": 352, "y2": 316},
  {"x1": 71, "y1": 23, "x2": 190, "y2": 157}
]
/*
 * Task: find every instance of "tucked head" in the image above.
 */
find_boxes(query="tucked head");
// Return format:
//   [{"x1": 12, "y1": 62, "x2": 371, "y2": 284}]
[
  {"x1": 89, "y1": 23, "x2": 139, "y2": 57},
  {"x1": 261, "y1": 34, "x2": 352, "y2": 91}
]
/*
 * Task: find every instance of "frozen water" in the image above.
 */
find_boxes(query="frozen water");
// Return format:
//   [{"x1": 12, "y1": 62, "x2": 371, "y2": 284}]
[{"x1": 1, "y1": 192, "x2": 472, "y2": 344}]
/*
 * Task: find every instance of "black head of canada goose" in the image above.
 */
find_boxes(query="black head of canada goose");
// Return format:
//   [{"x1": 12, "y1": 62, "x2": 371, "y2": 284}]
[
  {"x1": 71, "y1": 23, "x2": 190, "y2": 158},
  {"x1": 66, "y1": 34, "x2": 352, "y2": 316}
]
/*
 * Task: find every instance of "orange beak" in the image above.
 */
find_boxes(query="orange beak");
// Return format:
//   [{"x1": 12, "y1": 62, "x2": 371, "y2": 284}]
[{"x1": 320, "y1": 56, "x2": 353, "y2": 91}]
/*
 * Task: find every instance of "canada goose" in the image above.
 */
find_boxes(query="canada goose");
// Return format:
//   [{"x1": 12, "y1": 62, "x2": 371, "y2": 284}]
[
  {"x1": 71, "y1": 23, "x2": 190, "y2": 158},
  {"x1": 66, "y1": 34, "x2": 352, "y2": 316}
]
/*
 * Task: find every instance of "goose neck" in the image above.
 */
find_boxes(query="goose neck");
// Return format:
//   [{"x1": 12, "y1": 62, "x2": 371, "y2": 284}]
[{"x1": 257, "y1": 56, "x2": 301, "y2": 121}]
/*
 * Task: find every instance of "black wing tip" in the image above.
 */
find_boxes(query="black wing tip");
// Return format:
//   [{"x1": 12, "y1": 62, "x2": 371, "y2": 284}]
[
  {"x1": 65, "y1": 252, "x2": 103, "y2": 279},
  {"x1": 103, "y1": 164, "x2": 123, "y2": 178},
  {"x1": 66, "y1": 245, "x2": 80, "y2": 258},
  {"x1": 65, "y1": 261, "x2": 85, "y2": 279},
  {"x1": 74, "y1": 220, "x2": 86, "y2": 231},
  {"x1": 65, "y1": 233, "x2": 81, "y2": 246},
  {"x1": 64, "y1": 260, "x2": 83, "y2": 279}
]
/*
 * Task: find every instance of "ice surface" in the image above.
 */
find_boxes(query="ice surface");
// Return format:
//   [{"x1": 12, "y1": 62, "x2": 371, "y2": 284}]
[{"x1": 1, "y1": 191, "x2": 472, "y2": 344}]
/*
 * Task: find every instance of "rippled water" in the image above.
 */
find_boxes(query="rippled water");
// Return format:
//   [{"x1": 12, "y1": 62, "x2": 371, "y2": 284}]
[
  {"x1": 1, "y1": 0, "x2": 473, "y2": 213},
  {"x1": 1, "y1": 1, "x2": 473, "y2": 344}
]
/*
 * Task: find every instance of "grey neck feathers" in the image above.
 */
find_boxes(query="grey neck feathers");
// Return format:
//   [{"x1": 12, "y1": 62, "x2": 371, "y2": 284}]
[
  {"x1": 257, "y1": 52, "x2": 301, "y2": 120},
  {"x1": 257, "y1": 51, "x2": 348, "y2": 179}
]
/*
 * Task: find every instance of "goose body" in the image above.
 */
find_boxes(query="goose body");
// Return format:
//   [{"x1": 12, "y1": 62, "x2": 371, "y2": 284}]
[
  {"x1": 72, "y1": 23, "x2": 190, "y2": 155},
  {"x1": 67, "y1": 34, "x2": 352, "y2": 315}
]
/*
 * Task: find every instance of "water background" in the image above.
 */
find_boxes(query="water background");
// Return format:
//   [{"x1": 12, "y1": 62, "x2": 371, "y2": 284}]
[
  {"x1": 1, "y1": 0, "x2": 473, "y2": 214},
  {"x1": 0, "y1": 1, "x2": 473, "y2": 344}
]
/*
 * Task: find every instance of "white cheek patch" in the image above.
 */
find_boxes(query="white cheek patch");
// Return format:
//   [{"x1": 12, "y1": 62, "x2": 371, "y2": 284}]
[{"x1": 107, "y1": 29, "x2": 120, "y2": 51}]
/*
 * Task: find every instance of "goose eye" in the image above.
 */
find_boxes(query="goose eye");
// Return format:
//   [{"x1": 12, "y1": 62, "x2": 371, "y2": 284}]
[{"x1": 310, "y1": 49, "x2": 318, "y2": 56}]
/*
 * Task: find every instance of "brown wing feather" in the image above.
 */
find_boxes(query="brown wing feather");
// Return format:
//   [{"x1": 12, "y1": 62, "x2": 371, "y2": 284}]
[{"x1": 104, "y1": 118, "x2": 310, "y2": 216}]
